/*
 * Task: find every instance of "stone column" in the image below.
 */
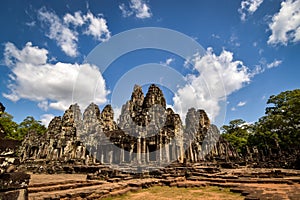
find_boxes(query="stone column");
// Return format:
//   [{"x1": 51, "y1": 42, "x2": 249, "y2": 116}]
[
  {"x1": 171, "y1": 143, "x2": 176, "y2": 161},
  {"x1": 129, "y1": 146, "x2": 133, "y2": 163},
  {"x1": 137, "y1": 137, "x2": 141, "y2": 164},
  {"x1": 146, "y1": 145, "x2": 149, "y2": 163},
  {"x1": 165, "y1": 143, "x2": 170, "y2": 163},
  {"x1": 93, "y1": 152, "x2": 97, "y2": 164},
  {"x1": 142, "y1": 138, "x2": 146, "y2": 163},
  {"x1": 120, "y1": 144, "x2": 125, "y2": 163},
  {"x1": 102, "y1": 145, "x2": 106, "y2": 163},
  {"x1": 194, "y1": 146, "x2": 198, "y2": 162},
  {"x1": 108, "y1": 145, "x2": 113, "y2": 164},
  {"x1": 189, "y1": 142, "x2": 194, "y2": 162},
  {"x1": 159, "y1": 140, "x2": 162, "y2": 163},
  {"x1": 100, "y1": 145, "x2": 104, "y2": 163},
  {"x1": 178, "y1": 142, "x2": 184, "y2": 163}
]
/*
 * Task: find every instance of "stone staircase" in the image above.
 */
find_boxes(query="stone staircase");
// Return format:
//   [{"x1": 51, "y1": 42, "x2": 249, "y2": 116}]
[
  {"x1": 28, "y1": 178, "x2": 162, "y2": 200},
  {"x1": 28, "y1": 164, "x2": 300, "y2": 200}
]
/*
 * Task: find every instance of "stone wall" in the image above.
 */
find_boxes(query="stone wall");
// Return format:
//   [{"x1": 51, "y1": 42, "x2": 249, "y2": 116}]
[{"x1": 19, "y1": 85, "x2": 238, "y2": 168}]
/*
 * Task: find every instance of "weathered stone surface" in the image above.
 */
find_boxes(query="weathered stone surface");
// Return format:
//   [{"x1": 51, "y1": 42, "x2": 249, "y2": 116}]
[
  {"x1": 19, "y1": 85, "x2": 239, "y2": 170},
  {"x1": 19, "y1": 104, "x2": 88, "y2": 167},
  {"x1": 0, "y1": 103, "x2": 22, "y2": 175},
  {"x1": 101, "y1": 105, "x2": 118, "y2": 131},
  {"x1": 0, "y1": 103, "x2": 30, "y2": 200}
]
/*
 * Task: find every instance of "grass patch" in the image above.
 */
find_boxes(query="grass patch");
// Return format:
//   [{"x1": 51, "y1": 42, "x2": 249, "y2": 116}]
[{"x1": 102, "y1": 186, "x2": 244, "y2": 200}]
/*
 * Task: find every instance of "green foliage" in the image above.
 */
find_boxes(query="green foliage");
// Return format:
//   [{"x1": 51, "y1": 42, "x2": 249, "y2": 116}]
[
  {"x1": 223, "y1": 89, "x2": 300, "y2": 155},
  {"x1": 253, "y1": 89, "x2": 300, "y2": 151},
  {"x1": 221, "y1": 119, "x2": 252, "y2": 153},
  {"x1": 0, "y1": 112, "x2": 18, "y2": 138},
  {"x1": 0, "y1": 113, "x2": 46, "y2": 140},
  {"x1": 17, "y1": 116, "x2": 47, "y2": 140}
]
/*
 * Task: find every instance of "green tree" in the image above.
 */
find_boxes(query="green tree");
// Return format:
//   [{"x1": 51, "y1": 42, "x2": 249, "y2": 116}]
[
  {"x1": 0, "y1": 114, "x2": 47, "y2": 140},
  {"x1": 17, "y1": 116, "x2": 47, "y2": 140},
  {"x1": 0, "y1": 112, "x2": 18, "y2": 139},
  {"x1": 221, "y1": 119, "x2": 253, "y2": 154},
  {"x1": 253, "y1": 89, "x2": 300, "y2": 151}
]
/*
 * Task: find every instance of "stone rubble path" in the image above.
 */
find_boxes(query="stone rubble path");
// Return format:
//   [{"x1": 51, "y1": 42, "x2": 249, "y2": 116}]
[{"x1": 28, "y1": 170, "x2": 300, "y2": 200}]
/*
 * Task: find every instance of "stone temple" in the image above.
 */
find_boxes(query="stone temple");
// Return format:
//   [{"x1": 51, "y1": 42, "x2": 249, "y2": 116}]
[{"x1": 19, "y1": 84, "x2": 238, "y2": 168}]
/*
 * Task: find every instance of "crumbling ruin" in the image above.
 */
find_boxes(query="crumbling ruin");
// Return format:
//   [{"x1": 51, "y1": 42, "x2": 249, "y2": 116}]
[
  {"x1": 19, "y1": 84, "x2": 238, "y2": 172},
  {"x1": 1, "y1": 85, "x2": 300, "y2": 199},
  {"x1": 0, "y1": 103, "x2": 30, "y2": 200}
]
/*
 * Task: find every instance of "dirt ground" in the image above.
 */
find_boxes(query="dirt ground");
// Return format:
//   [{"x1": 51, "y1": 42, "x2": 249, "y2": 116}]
[
  {"x1": 29, "y1": 173, "x2": 300, "y2": 200},
  {"x1": 101, "y1": 186, "x2": 244, "y2": 200},
  {"x1": 29, "y1": 173, "x2": 87, "y2": 185}
]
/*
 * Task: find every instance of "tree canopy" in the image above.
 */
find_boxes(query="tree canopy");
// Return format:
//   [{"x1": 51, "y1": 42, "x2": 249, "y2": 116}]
[
  {"x1": 0, "y1": 113, "x2": 46, "y2": 140},
  {"x1": 222, "y1": 89, "x2": 300, "y2": 155},
  {"x1": 221, "y1": 119, "x2": 252, "y2": 154}
]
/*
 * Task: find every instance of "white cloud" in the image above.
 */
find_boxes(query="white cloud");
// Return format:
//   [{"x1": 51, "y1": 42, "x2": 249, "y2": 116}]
[
  {"x1": 25, "y1": 21, "x2": 36, "y2": 27},
  {"x1": 40, "y1": 114, "x2": 55, "y2": 127},
  {"x1": 160, "y1": 58, "x2": 174, "y2": 66},
  {"x1": 237, "y1": 101, "x2": 247, "y2": 107},
  {"x1": 4, "y1": 42, "x2": 48, "y2": 66},
  {"x1": 267, "y1": 59, "x2": 282, "y2": 68},
  {"x1": 173, "y1": 48, "x2": 250, "y2": 122},
  {"x1": 38, "y1": 8, "x2": 79, "y2": 57},
  {"x1": 231, "y1": 107, "x2": 236, "y2": 111},
  {"x1": 119, "y1": 4, "x2": 133, "y2": 17},
  {"x1": 83, "y1": 12, "x2": 111, "y2": 42},
  {"x1": 37, "y1": 100, "x2": 49, "y2": 111},
  {"x1": 238, "y1": 0, "x2": 264, "y2": 21},
  {"x1": 119, "y1": 0, "x2": 152, "y2": 19},
  {"x1": 63, "y1": 11, "x2": 85, "y2": 26},
  {"x1": 267, "y1": 0, "x2": 300, "y2": 45},
  {"x1": 251, "y1": 58, "x2": 282, "y2": 76},
  {"x1": 3, "y1": 42, "x2": 109, "y2": 112},
  {"x1": 38, "y1": 8, "x2": 111, "y2": 56},
  {"x1": 165, "y1": 58, "x2": 174, "y2": 65}
]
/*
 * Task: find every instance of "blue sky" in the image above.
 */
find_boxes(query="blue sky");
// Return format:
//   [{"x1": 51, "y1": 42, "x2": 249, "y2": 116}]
[{"x1": 0, "y1": 0, "x2": 299, "y2": 128}]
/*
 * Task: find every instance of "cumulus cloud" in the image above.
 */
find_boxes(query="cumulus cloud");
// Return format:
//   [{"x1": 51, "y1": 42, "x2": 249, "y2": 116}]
[
  {"x1": 238, "y1": 0, "x2": 264, "y2": 21},
  {"x1": 4, "y1": 42, "x2": 48, "y2": 66},
  {"x1": 38, "y1": 8, "x2": 79, "y2": 57},
  {"x1": 119, "y1": 0, "x2": 152, "y2": 19},
  {"x1": 83, "y1": 12, "x2": 111, "y2": 42},
  {"x1": 3, "y1": 42, "x2": 109, "y2": 111},
  {"x1": 63, "y1": 11, "x2": 85, "y2": 26},
  {"x1": 267, "y1": 0, "x2": 300, "y2": 45},
  {"x1": 38, "y1": 8, "x2": 111, "y2": 57},
  {"x1": 40, "y1": 114, "x2": 55, "y2": 127},
  {"x1": 173, "y1": 48, "x2": 251, "y2": 121}
]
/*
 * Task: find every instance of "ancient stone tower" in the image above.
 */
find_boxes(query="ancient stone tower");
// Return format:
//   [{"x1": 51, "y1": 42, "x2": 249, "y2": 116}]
[{"x1": 19, "y1": 84, "x2": 238, "y2": 166}]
